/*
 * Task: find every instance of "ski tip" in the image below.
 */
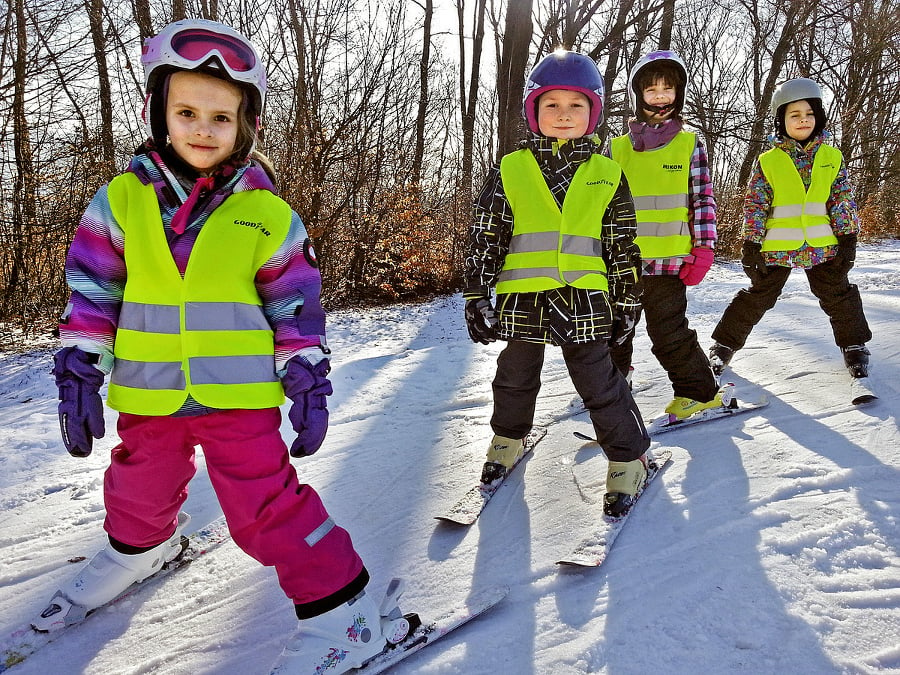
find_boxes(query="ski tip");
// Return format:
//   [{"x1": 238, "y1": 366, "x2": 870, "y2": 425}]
[{"x1": 434, "y1": 514, "x2": 476, "y2": 526}]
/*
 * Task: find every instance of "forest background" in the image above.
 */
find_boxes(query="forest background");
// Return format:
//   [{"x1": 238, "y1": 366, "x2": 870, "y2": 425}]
[{"x1": 1, "y1": 0, "x2": 898, "y2": 344}]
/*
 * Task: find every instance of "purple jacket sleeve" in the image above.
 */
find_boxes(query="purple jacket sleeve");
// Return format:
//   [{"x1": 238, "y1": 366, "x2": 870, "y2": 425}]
[
  {"x1": 58, "y1": 185, "x2": 126, "y2": 372},
  {"x1": 256, "y1": 210, "x2": 328, "y2": 372}
]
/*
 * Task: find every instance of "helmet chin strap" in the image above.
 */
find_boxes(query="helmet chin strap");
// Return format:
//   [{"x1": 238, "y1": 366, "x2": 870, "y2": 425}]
[{"x1": 641, "y1": 102, "x2": 673, "y2": 116}]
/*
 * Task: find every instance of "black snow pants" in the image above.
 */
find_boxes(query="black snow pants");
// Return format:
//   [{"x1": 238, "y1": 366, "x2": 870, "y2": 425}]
[
  {"x1": 490, "y1": 339, "x2": 650, "y2": 463},
  {"x1": 609, "y1": 275, "x2": 719, "y2": 403},
  {"x1": 711, "y1": 258, "x2": 872, "y2": 351}
]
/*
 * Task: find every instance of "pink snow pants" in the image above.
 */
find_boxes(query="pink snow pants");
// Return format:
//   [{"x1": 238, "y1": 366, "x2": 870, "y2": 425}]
[{"x1": 103, "y1": 408, "x2": 364, "y2": 605}]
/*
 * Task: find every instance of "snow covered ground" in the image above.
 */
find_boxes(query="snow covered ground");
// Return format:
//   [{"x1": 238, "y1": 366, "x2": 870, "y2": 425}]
[{"x1": 2, "y1": 243, "x2": 899, "y2": 674}]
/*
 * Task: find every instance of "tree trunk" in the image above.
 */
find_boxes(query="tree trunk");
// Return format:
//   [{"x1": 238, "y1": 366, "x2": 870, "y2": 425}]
[
  {"x1": 496, "y1": 0, "x2": 532, "y2": 159},
  {"x1": 85, "y1": 0, "x2": 115, "y2": 175},
  {"x1": 459, "y1": 0, "x2": 487, "y2": 206},
  {"x1": 412, "y1": 0, "x2": 433, "y2": 184},
  {"x1": 4, "y1": 0, "x2": 36, "y2": 320},
  {"x1": 658, "y1": 0, "x2": 675, "y2": 50},
  {"x1": 130, "y1": 0, "x2": 153, "y2": 42}
]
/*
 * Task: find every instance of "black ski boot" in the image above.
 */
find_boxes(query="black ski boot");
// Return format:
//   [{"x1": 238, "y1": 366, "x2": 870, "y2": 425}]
[
  {"x1": 842, "y1": 345, "x2": 870, "y2": 378},
  {"x1": 708, "y1": 343, "x2": 735, "y2": 377}
]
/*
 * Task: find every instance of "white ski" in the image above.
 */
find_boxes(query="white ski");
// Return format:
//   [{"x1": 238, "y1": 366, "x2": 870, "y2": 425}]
[
  {"x1": 358, "y1": 585, "x2": 509, "y2": 673},
  {"x1": 1, "y1": 515, "x2": 231, "y2": 673}
]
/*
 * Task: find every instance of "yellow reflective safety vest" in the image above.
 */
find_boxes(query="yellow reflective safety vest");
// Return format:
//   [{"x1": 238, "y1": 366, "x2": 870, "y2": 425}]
[
  {"x1": 496, "y1": 150, "x2": 618, "y2": 295},
  {"x1": 105, "y1": 172, "x2": 290, "y2": 415},
  {"x1": 610, "y1": 131, "x2": 695, "y2": 259},
  {"x1": 758, "y1": 144, "x2": 841, "y2": 252}
]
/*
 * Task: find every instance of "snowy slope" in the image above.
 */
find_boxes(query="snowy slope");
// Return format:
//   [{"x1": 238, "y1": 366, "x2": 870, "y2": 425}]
[{"x1": 1, "y1": 244, "x2": 899, "y2": 674}]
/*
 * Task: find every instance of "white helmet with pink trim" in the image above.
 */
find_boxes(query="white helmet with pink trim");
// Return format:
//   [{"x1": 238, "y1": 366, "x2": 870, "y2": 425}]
[
  {"x1": 522, "y1": 49, "x2": 605, "y2": 135},
  {"x1": 140, "y1": 19, "x2": 266, "y2": 154}
]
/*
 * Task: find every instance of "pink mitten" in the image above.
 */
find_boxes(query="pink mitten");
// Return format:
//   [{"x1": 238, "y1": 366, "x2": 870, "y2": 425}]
[{"x1": 678, "y1": 247, "x2": 715, "y2": 286}]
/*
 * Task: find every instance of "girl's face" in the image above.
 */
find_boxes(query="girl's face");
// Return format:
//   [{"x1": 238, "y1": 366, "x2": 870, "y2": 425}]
[
  {"x1": 165, "y1": 71, "x2": 242, "y2": 172},
  {"x1": 642, "y1": 77, "x2": 677, "y2": 123},
  {"x1": 537, "y1": 90, "x2": 592, "y2": 139},
  {"x1": 783, "y1": 100, "x2": 815, "y2": 142}
]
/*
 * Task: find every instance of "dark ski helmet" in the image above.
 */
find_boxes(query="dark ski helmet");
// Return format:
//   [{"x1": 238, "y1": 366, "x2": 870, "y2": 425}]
[
  {"x1": 770, "y1": 77, "x2": 827, "y2": 140},
  {"x1": 627, "y1": 50, "x2": 688, "y2": 121},
  {"x1": 141, "y1": 19, "x2": 266, "y2": 157},
  {"x1": 523, "y1": 49, "x2": 605, "y2": 135}
]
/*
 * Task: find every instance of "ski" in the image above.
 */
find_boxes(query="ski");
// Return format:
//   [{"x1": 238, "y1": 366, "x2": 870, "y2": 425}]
[
  {"x1": 435, "y1": 427, "x2": 547, "y2": 525},
  {"x1": 356, "y1": 585, "x2": 509, "y2": 674},
  {"x1": 557, "y1": 449, "x2": 673, "y2": 567},
  {"x1": 1, "y1": 515, "x2": 232, "y2": 673},
  {"x1": 850, "y1": 376, "x2": 878, "y2": 405},
  {"x1": 573, "y1": 394, "x2": 769, "y2": 441}
]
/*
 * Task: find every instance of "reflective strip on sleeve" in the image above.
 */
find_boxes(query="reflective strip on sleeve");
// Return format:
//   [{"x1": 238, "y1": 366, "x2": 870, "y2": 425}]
[{"x1": 304, "y1": 517, "x2": 336, "y2": 547}]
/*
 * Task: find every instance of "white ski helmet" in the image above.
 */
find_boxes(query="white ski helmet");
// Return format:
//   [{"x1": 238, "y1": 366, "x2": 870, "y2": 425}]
[
  {"x1": 140, "y1": 19, "x2": 266, "y2": 156},
  {"x1": 770, "y1": 77, "x2": 827, "y2": 139},
  {"x1": 769, "y1": 77, "x2": 822, "y2": 115},
  {"x1": 522, "y1": 49, "x2": 605, "y2": 135},
  {"x1": 626, "y1": 50, "x2": 688, "y2": 120}
]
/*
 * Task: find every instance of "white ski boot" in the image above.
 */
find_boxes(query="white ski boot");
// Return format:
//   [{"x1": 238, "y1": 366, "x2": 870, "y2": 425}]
[
  {"x1": 271, "y1": 578, "x2": 417, "y2": 674},
  {"x1": 32, "y1": 512, "x2": 190, "y2": 631}
]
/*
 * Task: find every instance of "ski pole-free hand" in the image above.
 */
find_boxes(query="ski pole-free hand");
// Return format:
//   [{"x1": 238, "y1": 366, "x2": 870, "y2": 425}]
[
  {"x1": 283, "y1": 356, "x2": 332, "y2": 457},
  {"x1": 52, "y1": 347, "x2": 106, "y2": 457}
]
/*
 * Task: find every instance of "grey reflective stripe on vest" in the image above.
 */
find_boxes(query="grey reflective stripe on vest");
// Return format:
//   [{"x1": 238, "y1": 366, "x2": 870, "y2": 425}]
[
  {"x1": 563, "y1": 270, "x2": 598, "y2": 283},
  {"x1": 637, "y1": 220, "x2": 690, "y2": 238},
  {"x1": 111, "y1": 359, "x2": 186, "y2": 390},
  {"x1": 763, "y1": 224, "x2": 835, "y2": 241},
  {"x1": 508, "y1": 231, "x2": 560, "y2": 254},
  {"x1": 304, "y1": 516, "x2": 336, "y2": 547},
  {"x1": 184, "y1": 302, "x2": 271, "y2": 332},
  {"x1": 560, "y1": 234, "x2": 601, "y2": 257},
  {"x1": 189, "y1": 355, "x2": 278, "y2": 385},
  {"x1": 632, "y1": 194, "x2": 688, "y2": 211},
  {"x1": 119, "y1": 302, "x2": 180, "y2": 334},
  {"x1": 498, "y1": 267, "x2": 562, "y2": 283},
  {"x1": 770, "y1": 202, "x2": 828, "y2": 218}
]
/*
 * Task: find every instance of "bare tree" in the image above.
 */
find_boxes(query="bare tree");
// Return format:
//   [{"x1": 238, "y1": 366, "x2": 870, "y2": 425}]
[
  {"x1": 411, "y1": 0, "x2": 433, "y2": 184},
  {"x1": 496, "y1": 0, "x2": 532, "y2": 158},
  {"x1": 85, "y1": 0, "x2": 116, "y2": 173}
]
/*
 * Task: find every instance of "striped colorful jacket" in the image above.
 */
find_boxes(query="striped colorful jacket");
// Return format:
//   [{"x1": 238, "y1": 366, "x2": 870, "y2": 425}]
[
  {"x1": 743, "y1": 130, "x2": 859, "y2": 269},
  {"x1": 59, "y1": 147, "x2": 326, "y2": 406}
]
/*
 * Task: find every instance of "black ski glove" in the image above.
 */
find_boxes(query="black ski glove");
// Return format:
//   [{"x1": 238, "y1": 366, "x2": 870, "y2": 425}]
[
  {"x1": 609, "y1": 308, "x2": 638, "y2": 347},
  {"x1": 741, "y1": 241, "x2": 769, "y2": 287},
  {"x1": 464, "y1": 297, "x2": 499, "y2": 344},
  {"x1": 833, "y1": 234, "x2": 857, "y2": 274}
]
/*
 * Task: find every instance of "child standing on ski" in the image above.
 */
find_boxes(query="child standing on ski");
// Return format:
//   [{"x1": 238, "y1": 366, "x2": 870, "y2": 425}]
[
  {"x1": 708, "y1": 77, "x2": 873, "y2": 382},
  {"x1": 44, "y1": 19, "x2": 410, "y2": 673},
  {"x1": 607, "y1": 50, "x2": 724, "y2": 421},
  {"x1": 464, "y1": 49, "x2": 651, "y2": 517}
]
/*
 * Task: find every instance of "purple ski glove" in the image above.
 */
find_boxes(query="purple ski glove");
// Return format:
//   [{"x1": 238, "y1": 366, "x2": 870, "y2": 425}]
[
  {"x1": 52, "y1": 346, "x2": 105, "y2": 457},
  {"x1": 283, "y1": 357, "x2": 333, "y2": 457}
]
